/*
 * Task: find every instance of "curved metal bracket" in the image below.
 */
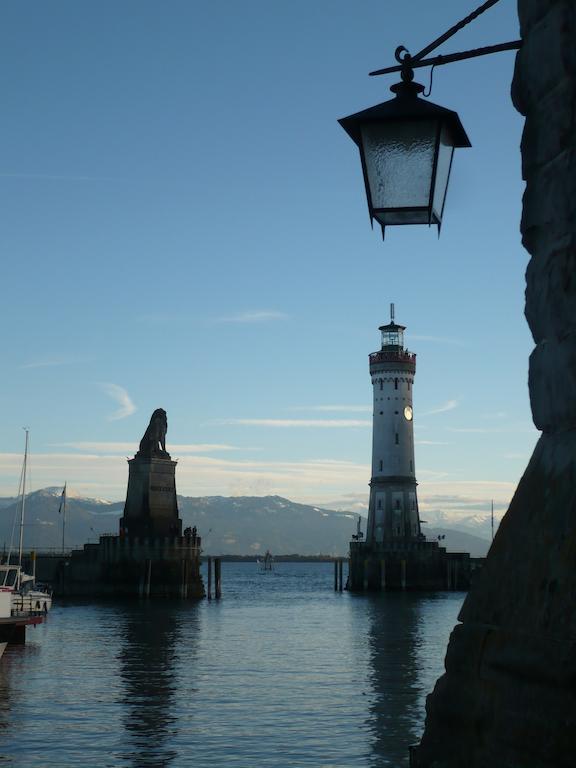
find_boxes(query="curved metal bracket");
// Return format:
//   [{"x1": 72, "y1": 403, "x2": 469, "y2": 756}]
[{"x1": 370, "y1": 0, "x2": 520, "y2": 79}]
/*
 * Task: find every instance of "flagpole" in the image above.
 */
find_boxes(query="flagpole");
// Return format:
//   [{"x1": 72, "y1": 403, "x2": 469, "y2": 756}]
[
  {"x1": 491, "y1": 499, "x2": 494, "y2": 542},
  {"x1": 61, "y1": 483, "x2": 67, "y2": 554}
]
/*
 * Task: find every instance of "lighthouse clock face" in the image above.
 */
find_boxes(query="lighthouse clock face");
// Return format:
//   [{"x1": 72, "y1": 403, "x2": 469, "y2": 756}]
[{"x1": 404, "y1": 406, "x2": 413, "y2": 421}]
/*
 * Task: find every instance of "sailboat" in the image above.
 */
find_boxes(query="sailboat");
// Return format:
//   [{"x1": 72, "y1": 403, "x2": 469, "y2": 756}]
[
  {"x1": 0, "y1": 430, "x2": 52, "y2": 614},
  {"x1": 258, "y1": 550, "x2": 274, "y2": 571}
]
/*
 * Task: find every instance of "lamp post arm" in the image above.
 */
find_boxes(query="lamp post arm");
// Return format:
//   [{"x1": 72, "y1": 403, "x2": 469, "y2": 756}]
[
  {"x1": 369, "y1": 39, "x2": 521, "y2": 78},
  {"x1": 412, "y1": 0, "x2": 503, "y2": 63}
]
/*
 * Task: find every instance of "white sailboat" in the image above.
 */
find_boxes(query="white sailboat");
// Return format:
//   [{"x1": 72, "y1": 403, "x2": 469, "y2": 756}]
[{"x1": 0, "y1": 430, "x2": 52, "y2": 614}]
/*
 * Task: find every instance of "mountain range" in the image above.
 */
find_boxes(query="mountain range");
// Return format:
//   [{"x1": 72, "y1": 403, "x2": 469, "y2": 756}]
[{"x1": 0, "y1": 488, "x2": 491, "y2": 558}]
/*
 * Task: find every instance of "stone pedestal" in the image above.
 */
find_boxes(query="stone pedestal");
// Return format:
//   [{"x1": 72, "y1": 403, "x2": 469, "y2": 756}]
[{"x1": 120, "y1": 456, "x2": 182, "y2": 539}]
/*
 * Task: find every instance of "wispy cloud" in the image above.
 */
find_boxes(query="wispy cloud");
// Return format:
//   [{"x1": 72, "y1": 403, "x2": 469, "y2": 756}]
[
  {"x1": 215, "y1": 418, "x2": 371, "y2": 428},
  {"x1": 0, "y1": 452, "x2": 370, "y2": 501},
  {"x1": 20, "y1": 359, "x2": 68, "y2": 369},
  {"x1": 448, "y1": 424, "x2": 539, "y2": 435},
  {"x1": 0, "y1": 451, "x2": 521, "y2": 516},
  {"x1": 447, "y1": 427, "x2": 502, "y2": 434},
  {"x1": 135, "y1": 312, "x2": 188, "y2": 327},
  {"x1": 291, "y1": 405, "x2": 372, "y2": 413},
  {"x1": 409, "y1": 335, "x2": 465, "y2": 346},
  {"x1": 20, "y1": 355, "x2": 92, "y2": 370},
  {"x1": 0, "y1": 172, "x2": 123, "y2": 182},
  {"x1": 100, "y1": 384, "x2": 137, "y2": 421},
  {"x1": 55, "y1": 442, "x2": 244, "y2": 454},
  {"x1": 214, "y1": 310, "x2": 288, "y2": 324},
  {"x1": 423, "y1": 399, "x2": 459, "y2": 416},
  {"x1": 416, "y1": 440, "x2": 449, "y2": 445}
]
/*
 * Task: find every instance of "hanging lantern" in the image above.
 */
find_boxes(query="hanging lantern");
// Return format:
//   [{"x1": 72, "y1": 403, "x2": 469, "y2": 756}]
[{"x1": 339, "y1": 79, "x2": 471, "y2": 236}]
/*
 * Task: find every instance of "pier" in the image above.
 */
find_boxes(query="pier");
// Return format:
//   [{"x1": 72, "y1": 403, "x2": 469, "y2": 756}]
[{"x1": 205, "y1": 557, "x2": 222, "y2": 600}]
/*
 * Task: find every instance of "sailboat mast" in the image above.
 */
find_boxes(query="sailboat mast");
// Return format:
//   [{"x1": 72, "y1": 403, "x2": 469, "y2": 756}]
[{"x1": 18, "y1": 429, "x2": 29, "y2": 583}]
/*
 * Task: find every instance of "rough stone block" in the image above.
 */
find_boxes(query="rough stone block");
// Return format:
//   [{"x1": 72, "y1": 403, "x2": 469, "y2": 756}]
[
  {"x1": 521, "y1": 149, "x2": 576, "y2": 235},
  {"x1": 513, "y1": 5, "x2": 576, "y2": 108},
  {"x1": 528, "y1": 336, "x2": 576, "y2": 430},
  {"x1": 518, "y1": 81, "x2": 576, "y2": 176},
  {"x1": 517, "y1": 0, "x2": 560, "y2": 36},
  {"x1": 524, "y1": 234, "x2": 576, "y2": 340}
]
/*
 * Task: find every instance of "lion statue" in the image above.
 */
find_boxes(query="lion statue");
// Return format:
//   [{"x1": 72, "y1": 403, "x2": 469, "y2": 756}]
[{"x1": 138, "y1": 408, "x2": 168, "y2": 457}]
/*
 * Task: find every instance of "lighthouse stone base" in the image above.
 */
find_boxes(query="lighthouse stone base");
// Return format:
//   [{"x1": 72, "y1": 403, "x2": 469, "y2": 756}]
[{"x1": 348, "y1": 540, "x2": 471, "y2": 591}]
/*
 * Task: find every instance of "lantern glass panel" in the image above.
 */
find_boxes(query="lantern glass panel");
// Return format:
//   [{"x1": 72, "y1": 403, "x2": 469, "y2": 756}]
[
  {"x1": 361, "y1": 120, "x2": 438, "y2": 210},
  {"x1": 381, "y1": 328, "x2": 404, "y2": 348},
  {"x1": 432, "y1": 125, "x2": 455, "y2": 222}
]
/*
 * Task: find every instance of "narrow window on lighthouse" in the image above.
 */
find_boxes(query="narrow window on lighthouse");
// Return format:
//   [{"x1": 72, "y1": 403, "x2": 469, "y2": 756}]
[
  {"x1": 380, "y1": 379, "x2": 383, "y2": 391},
  {"x1": 395, "y1": 433, "x2": 399, "y2": 445},
  {"x1": 377, "y1": 499, "x2": 382, "y2": 510},
  {"x1": 394, "y1": 378, "x2": 398, "y2": 390},
  {"x1": 379, "y1": 460, "x2": 383, "y2": 472}
]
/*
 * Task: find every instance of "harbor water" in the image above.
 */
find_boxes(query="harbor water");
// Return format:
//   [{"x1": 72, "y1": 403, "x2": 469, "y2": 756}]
[{"x1": 0, "y1": 562, "x2": 464, "y2": 767}]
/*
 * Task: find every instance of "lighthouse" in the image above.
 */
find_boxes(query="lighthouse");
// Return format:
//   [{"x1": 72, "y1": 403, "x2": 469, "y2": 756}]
[
  {"x1": 367, "y1": 304, "x2": 421, "y2": 544},
  {"x1": 348, "y1": 306, "x2": 470, "y2": 591}
]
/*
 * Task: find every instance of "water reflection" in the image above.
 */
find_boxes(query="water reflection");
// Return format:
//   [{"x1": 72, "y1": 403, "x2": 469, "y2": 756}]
[
  {"x1": 116, "y1": 602, "x2": 199, "y2": 767},
  {"x1": 365, "y1": 594, "x2": 424, "y2": 767},
  {"x1": 0, "y1": 643, "x2": 37, "y2": 738}
]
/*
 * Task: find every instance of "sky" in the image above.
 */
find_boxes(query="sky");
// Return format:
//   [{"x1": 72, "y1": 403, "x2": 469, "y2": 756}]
[{"x1": 0, "y1": 1, "x2": 536, "y2": 525}]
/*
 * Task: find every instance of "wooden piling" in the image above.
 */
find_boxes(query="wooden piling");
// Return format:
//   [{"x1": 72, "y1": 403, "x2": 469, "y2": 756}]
[
  {"x1": 207, "y1": 556, "x2": 212, "y2": 600},
  {"x1": 401, "y1": 559, "x2": 407, "y2": 590},
  {"x1": 145, "y1": 559, "x2": 152, "y2": 598},
  {"x1": 215, "y1": 558, "x2": 222, "y2": 599},
  {"x1": 334, "y1": 560, "x2": 338, "y2": 591},
  {"x1": 180, "y1": 559, "x2": 186, "y2": 599},
  {"x1": 338, "y1": 559, "x2": 343, "y2": 592},
  {"x1": 363, "y1": 559, "x2": 369, "y2": 591},
  {"x1": 9, "y1": 624, "x2": 26, "y2": 645},
  {"x1": 380, "y1": 559, "x2": 386, "y2": 590}
]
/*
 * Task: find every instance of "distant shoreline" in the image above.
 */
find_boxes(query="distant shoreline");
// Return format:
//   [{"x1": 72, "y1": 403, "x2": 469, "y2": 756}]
[{"x1": 203, "y1": 554, "x2": 348, "y2": 563}]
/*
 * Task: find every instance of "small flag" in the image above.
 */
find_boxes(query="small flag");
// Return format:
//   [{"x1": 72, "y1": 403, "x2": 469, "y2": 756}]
[{"x1": 58, "y1": 483, "x2": 67, "y2": 515}]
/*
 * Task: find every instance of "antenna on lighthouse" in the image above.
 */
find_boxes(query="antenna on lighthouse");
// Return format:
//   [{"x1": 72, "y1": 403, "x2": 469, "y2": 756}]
[{"x1": 390, "y1": 303, "x2": 395, "y2": 323}]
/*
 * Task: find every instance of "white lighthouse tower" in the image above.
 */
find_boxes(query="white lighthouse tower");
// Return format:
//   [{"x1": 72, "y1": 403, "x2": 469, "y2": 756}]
[{"x1": 366, "y1": 304, "x2": 421, "y2": 544}]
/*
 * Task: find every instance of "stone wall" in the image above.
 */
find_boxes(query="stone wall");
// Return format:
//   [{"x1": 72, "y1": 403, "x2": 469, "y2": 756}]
[{"x1": 411, "y1": 2, "x2": 576, "y2": 766}]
